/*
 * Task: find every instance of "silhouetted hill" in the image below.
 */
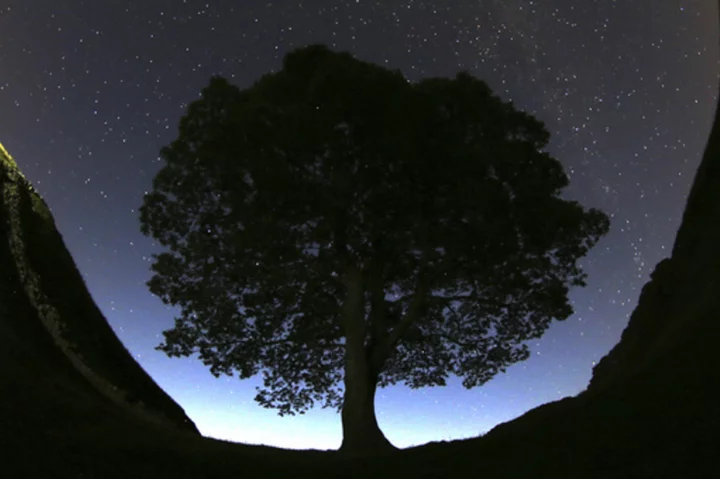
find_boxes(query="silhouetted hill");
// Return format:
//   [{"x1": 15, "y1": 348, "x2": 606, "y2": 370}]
[
  {"x1": 3, "y1": 9, "x2": 720, "y2": 473},
  {"x1": 0, "y1": 144, "x2": 200, "y2": 460}
]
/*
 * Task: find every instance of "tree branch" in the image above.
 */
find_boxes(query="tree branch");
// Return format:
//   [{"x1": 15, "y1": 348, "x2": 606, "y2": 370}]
[
  {"x1": 436, "y1": 333, "x2": 482, "y2": 351},
  {"x1": 371, "y1": 248, "x2": 432, "y2": 366},
  {"x1": 429, "y1": 294, "x2": 475, "y2": 302},
  {"x1": 340, "y1": 264, "x2": 367, "y2": 351},
  {"x1": 385, "y1": 284, "x2": 428, "y2": 348},
  {"x1": 366, "y1": 250, "x2": 389, "y2": 349},
  {"x1": 428, "y1": 293, "x2": 512, "y2": 312}
]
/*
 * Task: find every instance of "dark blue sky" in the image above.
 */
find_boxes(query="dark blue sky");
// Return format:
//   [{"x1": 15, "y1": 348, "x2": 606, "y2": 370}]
[{"x1": 1, "y1": 0, "x2": 718, "y2": 450}]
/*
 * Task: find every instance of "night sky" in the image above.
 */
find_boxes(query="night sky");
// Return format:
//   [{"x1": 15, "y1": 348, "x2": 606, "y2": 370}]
[{"x1": 1, "y1": 0, "x2": 718, "y2": 450}]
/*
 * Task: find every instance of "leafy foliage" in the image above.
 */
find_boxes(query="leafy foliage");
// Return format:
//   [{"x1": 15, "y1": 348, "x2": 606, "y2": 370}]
[{"x1": 139, "y1": 44, "x2": 610, "y2": 416}]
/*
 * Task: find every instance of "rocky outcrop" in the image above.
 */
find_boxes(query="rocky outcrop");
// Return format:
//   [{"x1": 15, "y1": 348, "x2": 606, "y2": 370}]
[
  {"x1": 587, "y1": 256, "x2": 680, "y2": 391},
  {"x1": 0, "y1": 142, "x2": 199, "y2": 436},
  {"x1": 588, "y1": 67, "x2": 720, "y2": 392}
]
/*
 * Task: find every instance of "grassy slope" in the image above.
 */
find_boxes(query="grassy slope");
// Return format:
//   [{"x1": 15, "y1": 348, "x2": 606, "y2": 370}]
[{"x1": 0, "y1": 146, "x2": 199, "y2": 436}]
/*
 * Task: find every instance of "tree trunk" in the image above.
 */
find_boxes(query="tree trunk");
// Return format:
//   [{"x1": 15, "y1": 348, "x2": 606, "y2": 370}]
[
  {"x1": 339, "y1": 350, "x2": 397, "y2": 455},
  {"x1": 338, "y1": 264, "x2": 397, "y2": 455}
]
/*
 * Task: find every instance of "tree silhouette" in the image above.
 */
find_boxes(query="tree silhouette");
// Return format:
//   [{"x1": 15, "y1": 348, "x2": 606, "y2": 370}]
[{"x1": 138, "y1": 44, "x2": 610, "y2": 454}]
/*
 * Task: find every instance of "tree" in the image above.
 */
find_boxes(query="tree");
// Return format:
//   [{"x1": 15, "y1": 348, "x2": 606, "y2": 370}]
[{"x1": 138, "y1": 44, "x2": 610, "y2": 455}]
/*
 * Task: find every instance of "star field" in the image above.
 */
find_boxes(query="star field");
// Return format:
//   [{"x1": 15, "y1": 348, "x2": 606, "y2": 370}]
[{"x1": 1, "y1": 0, "x2": 718, "y2": 449}]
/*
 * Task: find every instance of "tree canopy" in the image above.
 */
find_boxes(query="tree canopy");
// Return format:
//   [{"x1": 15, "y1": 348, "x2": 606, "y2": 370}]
[{"x1": 138, "y1": 44, "x2": 610, "y2": 453}]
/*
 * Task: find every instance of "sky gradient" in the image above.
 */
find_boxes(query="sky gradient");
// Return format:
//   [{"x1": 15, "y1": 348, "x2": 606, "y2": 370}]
[{"x1": 1, "y1": 0, "x2": 718, "y2": 450}]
